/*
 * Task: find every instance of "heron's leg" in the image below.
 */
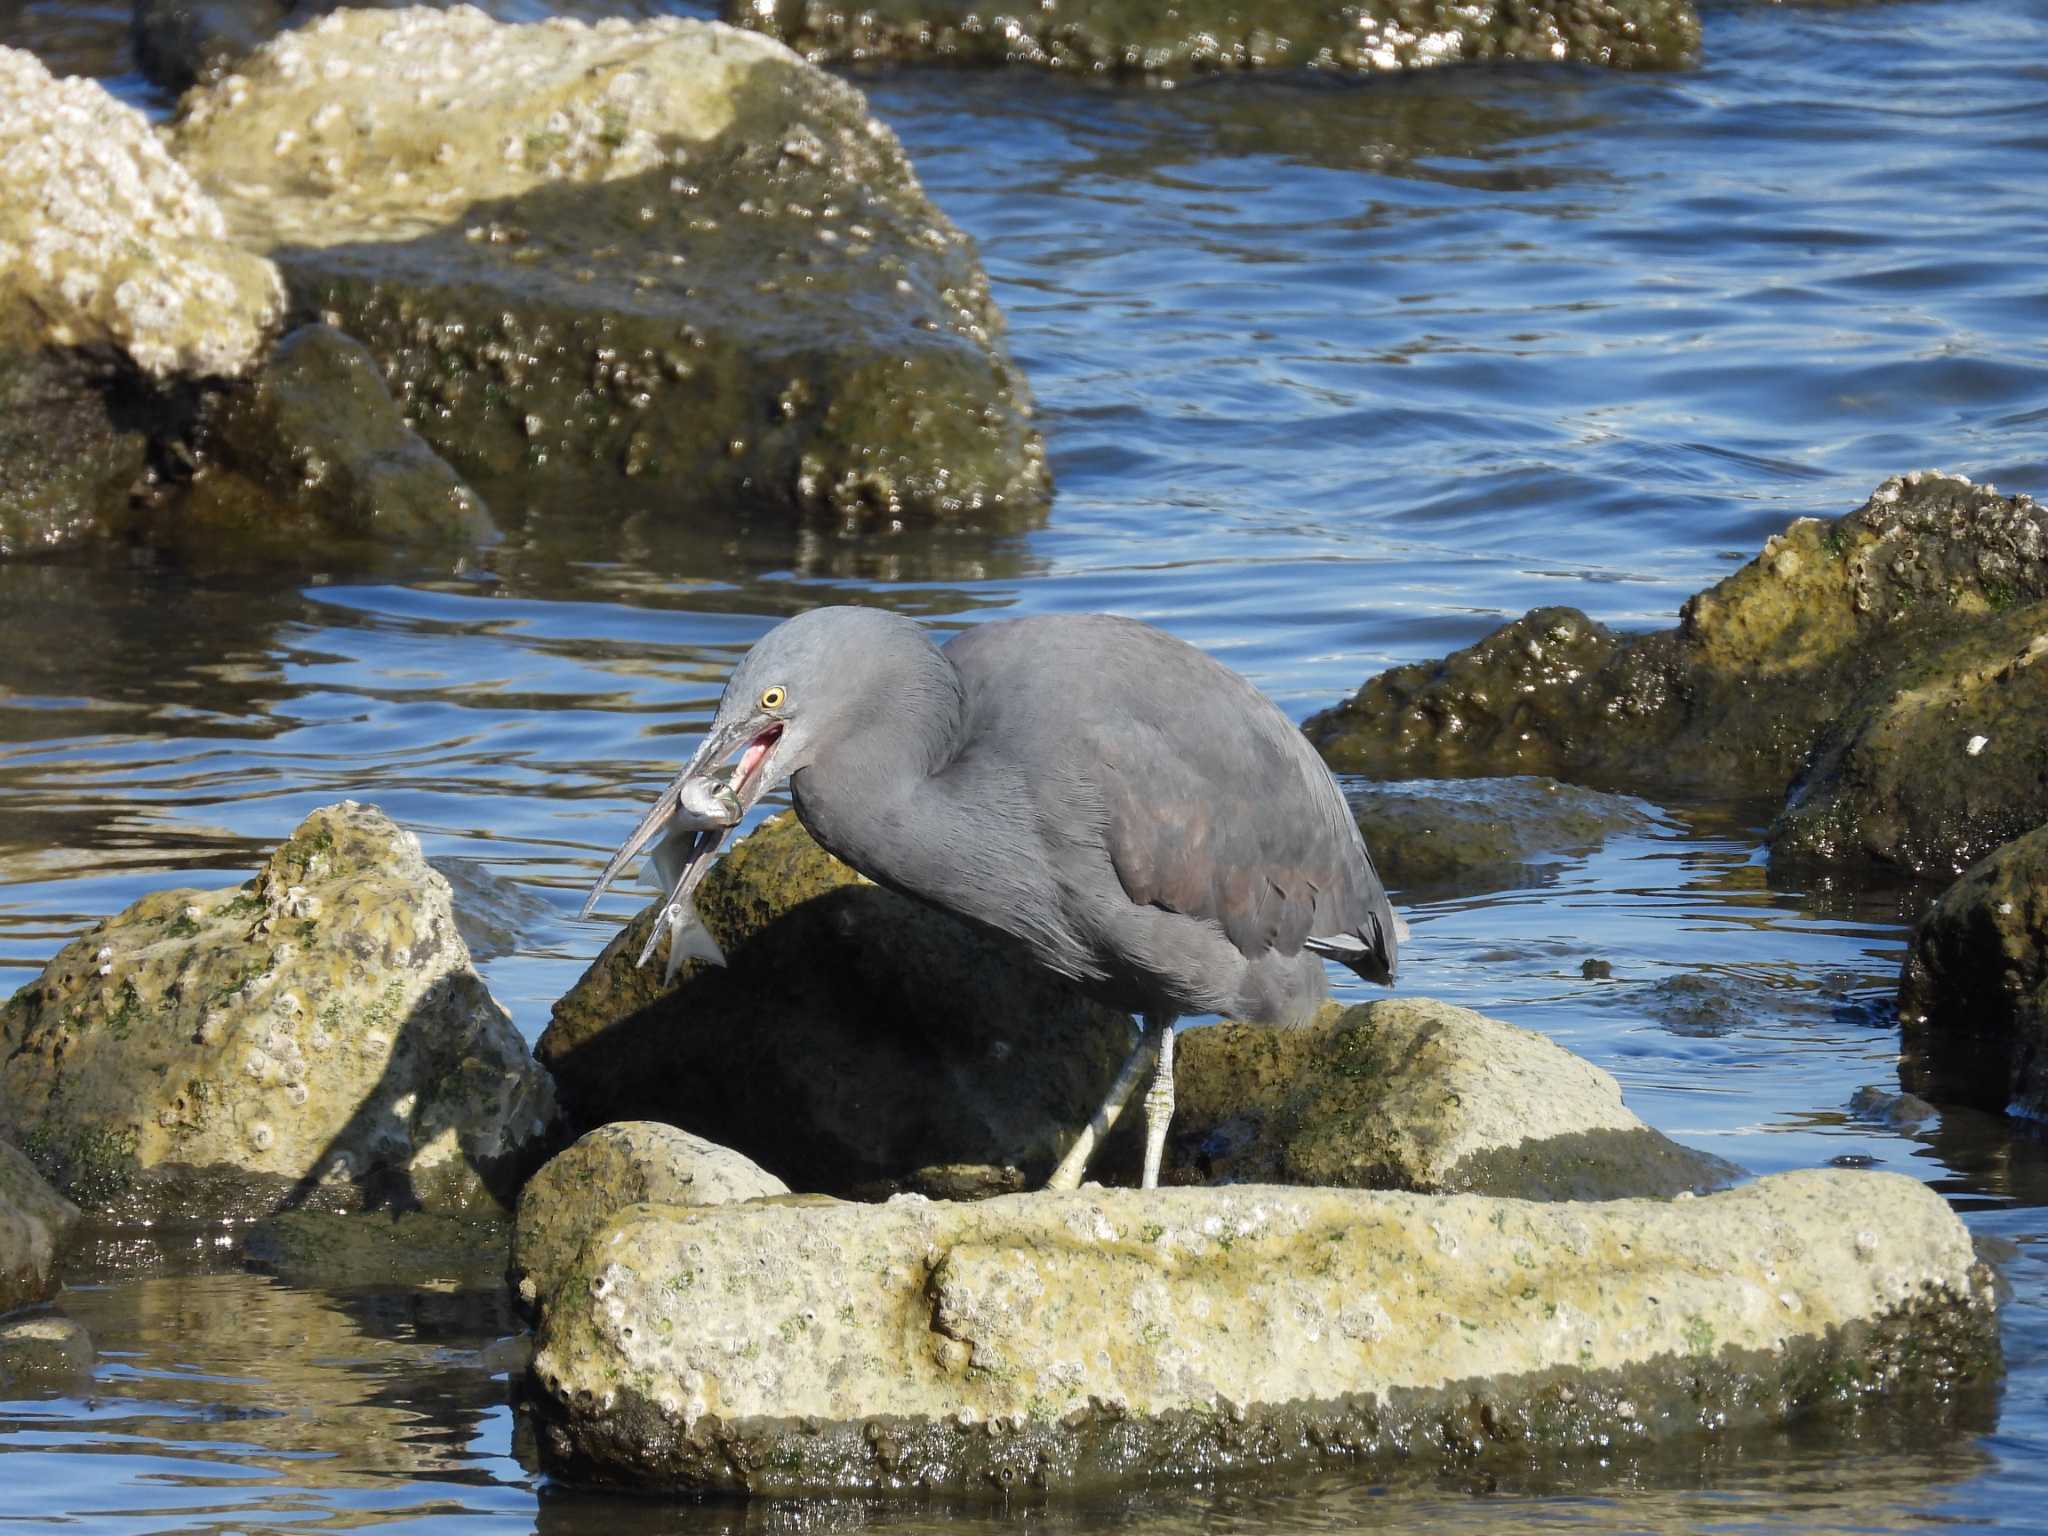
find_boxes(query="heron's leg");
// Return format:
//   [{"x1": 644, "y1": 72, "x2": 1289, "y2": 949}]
[
  {"x1": 1140, "y1": 1021, "x2": 1176, "y2": 1191},
  {"x1": 1044, "y1": 1027, "x2": 1160, "y2": 1192}
]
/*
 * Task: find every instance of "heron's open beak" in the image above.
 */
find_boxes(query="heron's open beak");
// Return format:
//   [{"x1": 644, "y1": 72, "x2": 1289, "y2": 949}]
[{"x1": 578, "y1": 713, "x2": 785, "y2": 919}]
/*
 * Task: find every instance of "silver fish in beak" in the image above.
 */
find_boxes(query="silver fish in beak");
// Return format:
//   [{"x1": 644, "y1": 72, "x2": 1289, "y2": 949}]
[{"x1": 581, "y1": 707, "x2": 787, "y2": 982}]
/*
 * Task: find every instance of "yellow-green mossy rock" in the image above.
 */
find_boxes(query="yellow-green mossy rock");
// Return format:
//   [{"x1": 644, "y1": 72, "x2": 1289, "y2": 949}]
[
  {"x1": 513, "y1": 1122, "x2": 790, "y2": 1308},
  {"x1": 1102, "y1": 999, "x2": 1736, "y2": 1198},
  {"x1": 527, "y1": 1171, "x2": 1997, "y2": 1495},
  {"x1": 1306, "y1": 472, "x2": 2048, "y2": 877},
  {"x1": 0, "y1": 1139, "x2": 78, "y2": 1316},
  {"x1": 1899, "y1": 823, "x2": 2048, "y2": 1122},
  {"x1": 0, "y1": 45, "x2": 285, "y2": 557},
  {"x1": 0, "y1": 802, "x2": 558, "y2": 1223},
  {"x1": 541, "y1": 812, "x2": 1135, "y2": 1196}
]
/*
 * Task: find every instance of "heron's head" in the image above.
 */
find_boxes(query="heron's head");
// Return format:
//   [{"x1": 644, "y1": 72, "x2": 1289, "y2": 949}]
[{"x1": 581, "y1": 608, "x2": 945, "y2": 912}]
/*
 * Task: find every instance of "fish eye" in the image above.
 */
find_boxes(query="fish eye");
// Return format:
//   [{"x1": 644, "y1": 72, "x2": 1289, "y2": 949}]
[{"x1": 759, "y1": 686, "x2": 786, "y2": 711}]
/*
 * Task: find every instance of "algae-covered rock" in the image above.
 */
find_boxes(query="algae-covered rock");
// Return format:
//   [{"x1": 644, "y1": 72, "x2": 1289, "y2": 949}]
[
  {"x1": 179, "y1": 324, "x2": 491, "y2": 546},
  {"x1": 169, "y1": 7, "x2": 1048, "y2": 530},
  {"x1": 1898, "y1": 824, "x2": 2048, "y2": 1122},
  {"x1": 0, "y1": 801, "x2": 559, "y2": 1222},
  {"x1": 1102, "y1": 999, "x2": 1735, "y2": 1198},
  {"x1": 542, "y1": 812, "x2": 1134, "y2": 1195},
  {"x1": 0, "y1": 1139, "x2": 79, "y2": 1315},
  {"x1": 0, "y1": 45, "x2": 285, "y2": 556},
  {"x1": 513, "y1": 1122, "x2": 789, "y2": 1307},
  {"x1": 731, "y1": 0, "x2": 1699, "y2": 76},
  {"x1": 1349, "y1": 775, "x2": 1652, "y2": 893},
  {"x1": 1307, "y1": 473, "x2": 2048, "y2": 876},
  {"x1": 529, "y1": 1171, "x2": 1996, "y2": 1495}
]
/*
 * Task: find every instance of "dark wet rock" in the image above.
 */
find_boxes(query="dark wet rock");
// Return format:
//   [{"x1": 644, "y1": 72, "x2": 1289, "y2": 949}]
[
  {"x1": 0, "y1": 1313, "x2": 94, "y2": 1393},
  {"x1": 0, "y1": 1140, "x2": 79, "y2": 1316},
  {"x1": 1101, "y1": 999, "x2": 1736, "y2": 1198},
  {"x1": 1307, "y1": 473, "x2": 2048, "y2": 877},
  {"x1": 541, "y1": 811, "x2": 1134, "y2": 1196},
  {"x1": 528, "y1": 1171, "x2": 1996, "y2": 1496},
  {"x1": 513, "y1": 1122, "x2": 788, "y2": 1308},
  {"x1": 132, "y1": 0, "x2": 288, "y2": 91},
  {"x1": 1849, "y1": 1085, "x2": 1938, "y2": 1132},
  {"x1": 0, "y1": 801, "x2": 559, "y2": 1223},
  {"x1": 242, "y1": 1208, "x2": 511, "y2": 1288},
  {"x1": 730, "y1": 0, "x2": 1699, "y2": 77},
  {"x1": 176, "y1": 325, "x2": 490, "y2": 546},
  {"x1": 169, "y1": 9, "x2": 1048, "y2": 533},
  {"x1": 1898, "y1": 824, "x2": 2048, "y2": 1122},
  {"x1": 1349, "y1": 775, "x2": 1652, "y2": 894},
  {"x1": 0, "y1": 46, "x2": 283, "y2": 557}
]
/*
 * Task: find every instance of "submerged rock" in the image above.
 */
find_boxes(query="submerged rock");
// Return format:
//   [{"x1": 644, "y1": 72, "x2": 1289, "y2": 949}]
[
  {"x1": 242, "y1": 1208, "x2": 512, "y2": 1289},
  {"x1": 1349, "y1": 775, "x2": 1652, "y2": 894},
  {"x1": 1101, "y1": 999, "x2": 1735, "y2": 1198},
  {"x1": 169, "y1": 7, "x2": 1048, "y2": 531},
  {"x1": 730, "y1": 0, "x2": 1699, "y2": 77},
  {"x1": 0, "y1": 45, "x2": 284, "y2": 557},
  {"x1": 1307, "y1": 473, "x2": 2048, "y2": 877},
  {"x1": 177, "y1": 324, "x2": 491, "y2": 546},
  {"x1": 0, "y1": 1313, "x2": 94, "y2": 1394},
  {"x1": 528, "y1": 1171, "x2": 1996, "y2": 1495},
  {"x1": 1898, "y1": 824, "x2": 2048, "y2": 1122},
  {"x1": 512, "y1": 1122, "x2": 790, "y2": 1308},
  {"x1": 0, "y1": 1140, "x2": 79, "y2": 1316},
  {"x1": 542, "y1": 812, "x2": 1133, "y2": 1195},
  {"x1": 0, "y1": 802, "x2": 558, "y2": 1222}
]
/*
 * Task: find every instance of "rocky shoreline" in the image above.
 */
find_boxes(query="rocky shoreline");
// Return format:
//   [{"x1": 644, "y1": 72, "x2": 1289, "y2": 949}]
[{"x1": 0, "y1": 774, "x2": 2018, "y2": 1491}]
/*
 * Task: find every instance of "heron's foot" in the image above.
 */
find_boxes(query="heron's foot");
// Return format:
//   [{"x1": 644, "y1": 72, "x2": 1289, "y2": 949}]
[
  {"x1": 1044, "y1": 1027, "x2": 1159, "y2": 1191},
  {"x1": 1140, "y1": 1023, "x2": 1176, "y2": 1190}
]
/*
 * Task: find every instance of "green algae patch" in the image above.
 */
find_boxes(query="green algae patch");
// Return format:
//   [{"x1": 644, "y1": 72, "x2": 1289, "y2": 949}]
[
  {"x1": 1306, "y1": 473, "x2": 2048, "y2": 877},
  {"x1": 1099, "y1": 999, "x2": 1734, "y2": 1197},
  {"x1": 730, "y1": 0, "x2": 1700, "y2": 77},
  {"x1": 541, "y1": 812, "x2": 1133, "y2": 1196},
  {"x1": 528, "y1": 1173, "x2": 1996, "y2": 1495},
  {"x1": 169, "y1": 10, "x2": 1047, "y2": 532},
  {"x1": 0, "y1": 802, "x2": 557, "y2": 1224},
  {"x1": 1899, "y1": 823, "x2": 2048, "y2": 1122}
]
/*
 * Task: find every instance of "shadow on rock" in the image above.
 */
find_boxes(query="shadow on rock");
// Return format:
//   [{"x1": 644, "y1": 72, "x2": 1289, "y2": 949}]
[{"x1": 542, "y1": 812, "x2": 1134, "y2": 1197}]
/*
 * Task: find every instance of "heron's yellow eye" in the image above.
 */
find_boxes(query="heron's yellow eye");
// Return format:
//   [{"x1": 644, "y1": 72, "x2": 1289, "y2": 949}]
[{"x1": 759, "y1": 686, "x2": 786, "y2": 711}]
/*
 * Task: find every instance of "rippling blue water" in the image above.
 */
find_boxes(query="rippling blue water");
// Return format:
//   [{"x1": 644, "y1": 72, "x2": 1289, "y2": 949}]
[{"x1": 1, "y1": 0, "x2": 2046, "y2": 1529}]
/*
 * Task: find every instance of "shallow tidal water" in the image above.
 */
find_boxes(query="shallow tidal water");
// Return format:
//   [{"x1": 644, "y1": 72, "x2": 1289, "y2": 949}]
[{"x1": 4, "y1": 0, "x2": 2048, "y2": 1530}]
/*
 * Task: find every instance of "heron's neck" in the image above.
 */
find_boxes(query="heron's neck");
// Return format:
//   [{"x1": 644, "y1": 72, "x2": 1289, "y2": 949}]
[{"x1": 790, "y1": 642, "x2": 969, "y2": 890}]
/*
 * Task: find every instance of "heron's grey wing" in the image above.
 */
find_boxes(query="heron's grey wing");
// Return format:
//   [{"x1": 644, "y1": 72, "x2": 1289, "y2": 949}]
[
  {"x1": 948, "y1": 615, "x2": 1395, "y2": 982},
  {"x1": 1088, "y1": 707, "x2": 1395, "y2": 983}
]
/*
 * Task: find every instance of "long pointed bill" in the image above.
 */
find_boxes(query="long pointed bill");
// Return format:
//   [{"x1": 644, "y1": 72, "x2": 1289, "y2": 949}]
[
  {"x1": 579, "y1": 716, "x2": 784, "y2": 919},
  {"x1": 578, "y1": 722, "x2": 742, "y2": 920}
]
